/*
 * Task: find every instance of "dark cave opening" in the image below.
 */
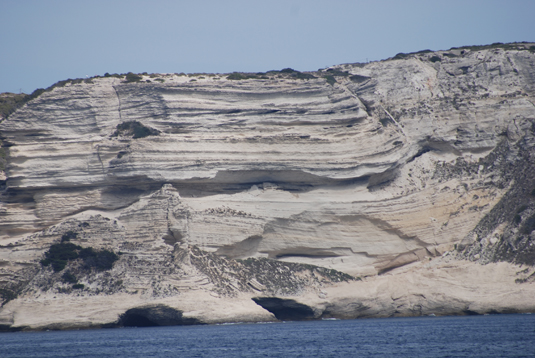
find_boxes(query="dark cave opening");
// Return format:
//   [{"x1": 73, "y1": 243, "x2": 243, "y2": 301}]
[
  {"x1": 120, "y1": 313, "x2": 158, "y2": 327},
  {"x1": 252, "y1": 297, "x2": 316, "y2": 321}
]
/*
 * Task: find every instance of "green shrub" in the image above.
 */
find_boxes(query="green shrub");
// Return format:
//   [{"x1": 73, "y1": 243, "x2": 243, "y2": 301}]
[
  {"x1": 0, "y1": 288, "x2": 18, "y2": 305},
  {"x1": 522, "y1": 216, "x2": 535, "y2": 234},
  {"x1": 62, "y1": 271, "x2": 78, "y2": 284},
  {"x1": 429, "y1": 56, "x2": 442, "y2": 63},
  {"x1": 227, "y1": 72, "x2": 249, "y2": 80},
  {"x1": 294, "y1": 72, "x2": 316, "y2": 80},
  {"x1": 61, "y1": 230, "x2": 78, "y2": 242},
  {"x1": 40, "y1": 242, "x2": 119, "y2": 272},
  {"x1": 112, "y1": 121, "x2": 159, "y2": 139},
  {"x1": 380, "y1": 118, "x2": 391, "y2": 126},
  {"x1": 393, "y1": 52, "x2": 409, "y2": 60},
  {"x1": 227, "y1": 69, "x2": 315, "y2": 81},
  {"x1": 125, "y1": 72, "x2": 142, "y2": 83},
  {"x1": 517, "y1": 205, "x2": 528, "y2": 213},
  {"x1": 0, "y1": 93, "x2": 30, "y2": 119},
  {"x1": 80, "y1": 248, "x2": 119, "y2": 270},
  {"x1": 0, "y1": 147, "x2": 6, "y2": 171},
  {"x1": 349, "y1": 75, "x2": 369, "y2": 83},
  {"x1": 41, "y1": 243, "x2": 82, "y2": 272},
  {"x1": 324, "y1": 75, "x2": 336, "y2": 85},
  {"x1": 72, "y1": 284, "x2": 85, "y2": 290},
  {"x1": 0, "y1": 88, "x2": 50, "y2": 119}
]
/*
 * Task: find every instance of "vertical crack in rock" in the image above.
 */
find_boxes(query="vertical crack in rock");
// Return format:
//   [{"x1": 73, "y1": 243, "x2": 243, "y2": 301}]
[
  {"x1": 379, "y1": 104, "x2": 409, "y2": 139},
  {"x1": 112, "y1": 86, "x2": 122, "y2": 121},
  {"x1": 94, "y1": 145, "x2": 105, "y2": 173}
]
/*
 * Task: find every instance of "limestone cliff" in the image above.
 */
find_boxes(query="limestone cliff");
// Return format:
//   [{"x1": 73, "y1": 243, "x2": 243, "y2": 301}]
[{"x1": 1, "y1": 43, "x2": 535, "y2": 331}]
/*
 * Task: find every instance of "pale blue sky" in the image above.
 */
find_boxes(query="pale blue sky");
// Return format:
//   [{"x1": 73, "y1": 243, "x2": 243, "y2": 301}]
[{"x1": 1, "y1": 0, "x2": 534, "y2": 94}]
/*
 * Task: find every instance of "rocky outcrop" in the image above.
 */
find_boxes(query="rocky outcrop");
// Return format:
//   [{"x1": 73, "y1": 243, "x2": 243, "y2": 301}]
[{"x1": 1, "y1": 43, "x2": 535, "y2": 330}]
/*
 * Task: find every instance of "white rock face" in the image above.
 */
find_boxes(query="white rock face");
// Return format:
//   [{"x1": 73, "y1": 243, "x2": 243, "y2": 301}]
[{"x1": 1, "y1": 44, "x2": 535, "y2": 329}]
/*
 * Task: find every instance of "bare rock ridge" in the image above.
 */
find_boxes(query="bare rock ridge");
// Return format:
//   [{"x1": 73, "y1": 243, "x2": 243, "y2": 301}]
[{"x1": 1, "y1": 42, "x2": 535, "y2": 330}]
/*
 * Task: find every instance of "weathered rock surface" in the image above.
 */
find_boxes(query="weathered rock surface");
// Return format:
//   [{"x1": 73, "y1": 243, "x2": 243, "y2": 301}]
[{"x1": 1, "y1": 43, "x2": 535, "y2": 330}]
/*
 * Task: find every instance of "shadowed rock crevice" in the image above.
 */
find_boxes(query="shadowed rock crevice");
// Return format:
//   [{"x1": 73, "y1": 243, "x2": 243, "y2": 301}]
[
  {"x1": 252, "y1": 297, "x2": 316, "y2": 321},
  {"x1": 119, "y1": 305, "x2": 202, "y2": 327}
]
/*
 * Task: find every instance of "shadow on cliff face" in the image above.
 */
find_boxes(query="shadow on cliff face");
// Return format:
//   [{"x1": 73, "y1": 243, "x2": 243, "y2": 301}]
[
  {"x1": 252, "y1": 297, "x2": 316, "y2": 321},
  {"x1": 119, "y1": 305, "x2": 202, "y2": 327}
]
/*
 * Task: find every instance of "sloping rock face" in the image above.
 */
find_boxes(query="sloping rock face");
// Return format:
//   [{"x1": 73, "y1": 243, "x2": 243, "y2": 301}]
[{"x1": 1, "y1": 43, "x2": 535, "y2": 330}]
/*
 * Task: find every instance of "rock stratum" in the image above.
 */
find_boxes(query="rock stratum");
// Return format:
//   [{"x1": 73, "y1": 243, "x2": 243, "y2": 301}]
[{"x1": 1, "y1": 43, "x2": 535, "y2": 331}]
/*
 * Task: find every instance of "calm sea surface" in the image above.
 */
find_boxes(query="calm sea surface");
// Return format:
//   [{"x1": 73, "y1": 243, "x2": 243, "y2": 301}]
[{"x1": 1, "y1": 314, "x2": 535, "y2": 357}]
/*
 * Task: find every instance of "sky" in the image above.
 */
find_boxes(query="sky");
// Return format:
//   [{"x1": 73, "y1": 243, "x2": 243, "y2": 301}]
[{"x1": 1, "y1": 0, "x2": 534, "y2": 94}]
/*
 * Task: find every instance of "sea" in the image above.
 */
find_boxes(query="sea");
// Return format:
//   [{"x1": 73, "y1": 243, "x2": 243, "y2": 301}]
[{"x1": 1, "y1": 314, "x2": 535, "y2": 357}]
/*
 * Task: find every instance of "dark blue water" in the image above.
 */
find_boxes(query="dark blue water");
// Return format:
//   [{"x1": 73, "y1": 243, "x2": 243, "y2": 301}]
[{"x1": 1, "y1": 314, "x2": 535, "y2": 357}]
